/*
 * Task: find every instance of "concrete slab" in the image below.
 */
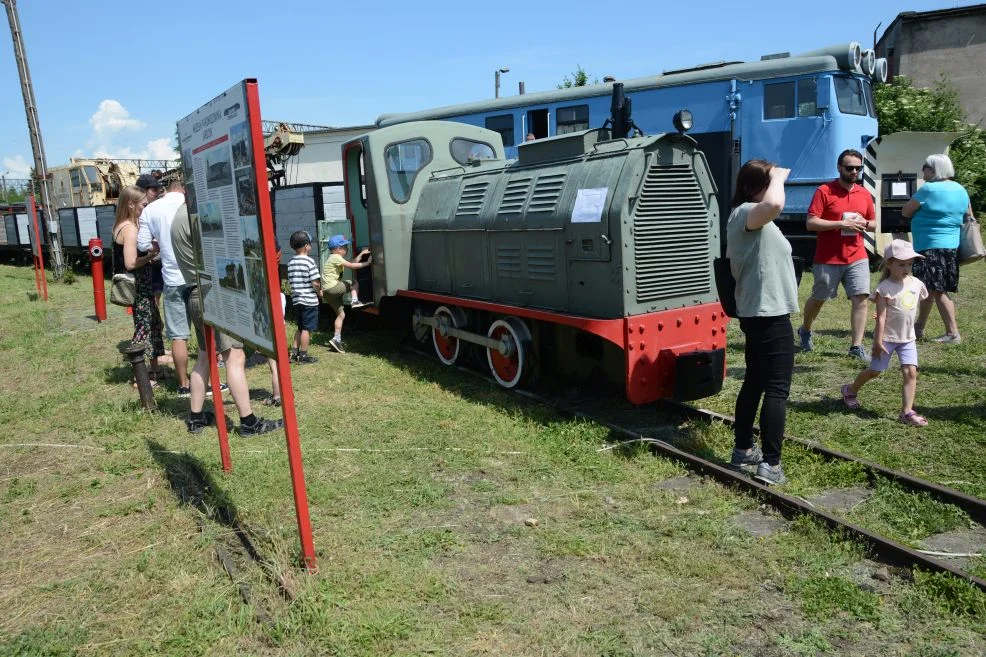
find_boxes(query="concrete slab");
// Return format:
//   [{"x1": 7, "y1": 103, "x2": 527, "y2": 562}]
[
  {"x1": 807, "y1": 487, "x2": 872, "y2": 514},
  {"x1": 733, "y1": 509, "x2": 790, "y2": 538},
  {"x1": 918, "y1": 526, "x2": 986, "y2": 571}
]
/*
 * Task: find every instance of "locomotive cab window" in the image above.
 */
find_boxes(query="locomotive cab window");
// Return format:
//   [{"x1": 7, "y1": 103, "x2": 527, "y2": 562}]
[
  {"x1": 764, "y1": 79, "x2": 821, "y2": 120},
  {"x1": 384, "y1": 139, "x2": 432, "y2": 204},
  {"x1": 450, "y1": 138, "x2": 495, "y2": 165},
  {"x1": 485, "y1": 114, "x2": 515, "y2": 147},
  {"x1": 834, "y1": 76, "x2": 867, "y2": 116},
  {"x1": 556, "y1": 104, "x2": 589, "y2": 135}
]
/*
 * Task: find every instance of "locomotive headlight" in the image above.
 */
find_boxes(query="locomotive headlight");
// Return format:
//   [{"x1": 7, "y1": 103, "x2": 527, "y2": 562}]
[{"x1": 673, "y1": 110, "x2": 693, "y2": 133}]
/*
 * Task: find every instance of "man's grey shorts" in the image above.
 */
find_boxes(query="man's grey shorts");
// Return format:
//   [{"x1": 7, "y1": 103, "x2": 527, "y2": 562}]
[
  {"x1": 163, "y1": 284, "x2": 191, "y2": 340},
  {"x1": 810, "y1": 259, "x2": 871, "y2": 300}
]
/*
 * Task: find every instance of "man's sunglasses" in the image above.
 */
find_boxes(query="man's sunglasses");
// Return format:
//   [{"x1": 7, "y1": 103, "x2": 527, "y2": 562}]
[{"x1": 841, "y1": 165, "x2": 863, "y2": 172}]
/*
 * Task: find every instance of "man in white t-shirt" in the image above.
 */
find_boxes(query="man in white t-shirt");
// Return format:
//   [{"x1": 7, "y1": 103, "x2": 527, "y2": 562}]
[{"x1": 137, "y1": 178, "x2": 191, "y2": 395}]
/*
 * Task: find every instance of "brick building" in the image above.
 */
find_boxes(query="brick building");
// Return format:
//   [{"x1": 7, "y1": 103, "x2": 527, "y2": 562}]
[{"x1": 876, "y1": 3, "x2": 986, "y2": 125}]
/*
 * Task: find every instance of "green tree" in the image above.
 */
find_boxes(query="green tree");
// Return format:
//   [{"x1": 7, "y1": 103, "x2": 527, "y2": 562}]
[
  {"x1": 874, "y1": 75, "x2": 986, "y2": 211},
  {"x1": 558, "y1": 66, "x2": 598, "y2": 89}
]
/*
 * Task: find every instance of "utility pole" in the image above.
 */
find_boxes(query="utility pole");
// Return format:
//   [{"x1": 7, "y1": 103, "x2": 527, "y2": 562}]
[{"x1": 3, "y1": 0, "x2": 63, "y2": 277}]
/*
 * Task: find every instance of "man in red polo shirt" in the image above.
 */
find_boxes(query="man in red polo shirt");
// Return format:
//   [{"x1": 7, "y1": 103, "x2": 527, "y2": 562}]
[{"x1": 798, "y1": 149, "x2": 875, "y2": 364}]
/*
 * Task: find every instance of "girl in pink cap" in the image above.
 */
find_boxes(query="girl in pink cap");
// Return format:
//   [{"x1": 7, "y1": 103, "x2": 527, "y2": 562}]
[{"x1": 841, "y1": 239, "x2": 930, "y2": 426}]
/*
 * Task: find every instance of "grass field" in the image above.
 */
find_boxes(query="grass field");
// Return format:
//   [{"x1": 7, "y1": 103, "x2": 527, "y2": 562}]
[{"x1": 1, "y1": 260, "x2": 985, "y2": 656}]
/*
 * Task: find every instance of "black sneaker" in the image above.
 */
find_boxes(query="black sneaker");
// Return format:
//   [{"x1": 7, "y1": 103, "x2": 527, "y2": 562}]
[
  {"x1": 186, "y1": 411, "x2": 216, "y2": 434},
  {"x1": 238, "y1": 417, "x2": 283, "y2": 437},
  {"x1": 205, "y1": 383, "x2": 229, "y2": 397},
  {"x1": 328, "y1": 337, "x2": 345, "y2": 354},
  {"x1": 296, "y1": 353, "x2": 318, "y2": 364},
  {"x1": 176, "y1": 385, "x2": 191, "y2": 398},
  {"x1": 262, "y1": 395, "x2": 281, "y2": 407}
]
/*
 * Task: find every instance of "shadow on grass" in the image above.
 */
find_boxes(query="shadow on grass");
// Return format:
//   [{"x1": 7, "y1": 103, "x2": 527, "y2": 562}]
[
  {"x1": 915, "y1": 404, "x2": 986, "y2": 426},
  {"x1": 788, "y1": 397, "x2": 883, "y2": 420},
  {"x1": 147, "y1": 438, "x2": 240, "y2": 526}
]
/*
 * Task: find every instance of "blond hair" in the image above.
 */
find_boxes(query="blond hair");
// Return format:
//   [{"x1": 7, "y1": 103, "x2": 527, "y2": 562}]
[{"x1": 113, "y1": 185, "x2": 146, "y2": 232}]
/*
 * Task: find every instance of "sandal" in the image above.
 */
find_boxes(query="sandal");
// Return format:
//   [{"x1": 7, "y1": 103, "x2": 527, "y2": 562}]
[
  {"x1": 841, "y1": 384, "x2": 860, "y2": 410},
  {"x1": 262, "y1": 395, "x2": 282, "y2": 407},
  {"x1": 899, "y1": 410, "x2": 928, "y2": 427}
]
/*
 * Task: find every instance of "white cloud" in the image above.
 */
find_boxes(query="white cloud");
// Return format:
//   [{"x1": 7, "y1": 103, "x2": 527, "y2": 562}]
[
  {"x1": 2, "y1": 154, "x2": 32, "y2": 179},
  {"x1": 88, "y1": 99, "x2": 145, "y2": 139},
  {"x1": 84, "y1": 99, "x2": 175, "y2": 163}
]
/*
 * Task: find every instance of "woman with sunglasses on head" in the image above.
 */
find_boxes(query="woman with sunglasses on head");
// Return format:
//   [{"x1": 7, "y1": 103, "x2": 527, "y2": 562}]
[
  {"x1": 113, "y1": 185, "x2": 165, "y2": 385},
  {"x1": 901, "y1": 153, "x2": 975, "y2": 344}
]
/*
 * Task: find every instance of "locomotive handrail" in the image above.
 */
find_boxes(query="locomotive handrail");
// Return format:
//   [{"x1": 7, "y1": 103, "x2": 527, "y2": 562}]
[
  {"x1": 429, "y1": 165, "x2": 468, "y2": 179},
  {"x1": 590, "y1": 138, "x2": 631, "y2": 155}
]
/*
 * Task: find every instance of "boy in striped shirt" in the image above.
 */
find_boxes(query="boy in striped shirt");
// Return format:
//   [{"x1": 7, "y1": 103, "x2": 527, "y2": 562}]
[{"x1": 287, "y1": 231, "x2": 322, "y2": 364}]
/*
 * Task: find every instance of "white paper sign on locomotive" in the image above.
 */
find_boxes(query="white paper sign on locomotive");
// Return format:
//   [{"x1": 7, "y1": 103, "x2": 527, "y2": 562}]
[{"x1": 177, "y1": 81, "x2": 273, "y2": 355}]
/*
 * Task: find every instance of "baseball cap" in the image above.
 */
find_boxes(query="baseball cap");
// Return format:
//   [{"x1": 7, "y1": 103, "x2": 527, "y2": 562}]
[
  {"x1": 136, "y1": 173, "x2": 165, "y2": 190},
  {"x1": 328, "y1": 234, "x2": 351, "y2": 249},
  {"x1": 883, "y1": 239, "x2": 924, "y2": 261}
]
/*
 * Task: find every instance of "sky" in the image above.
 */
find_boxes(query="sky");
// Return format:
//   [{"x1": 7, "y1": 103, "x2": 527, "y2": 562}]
[{"x1": 0, "y1": 0, "x2": 971, "y2": 182}]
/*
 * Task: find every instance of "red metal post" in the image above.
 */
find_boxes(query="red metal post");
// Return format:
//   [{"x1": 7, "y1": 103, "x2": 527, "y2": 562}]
[
  {"x1": 205, "y1": 324, "x2": 232, "y2": 473},
  {"x1": 246, "y1": 79, "x2": 317, "y2": 571},
  {"x1": 28, "y1": 196, "x2": 48, "y2": 301},
  {"x1": 88, "y1": 238, "x2": 107, "y2": 322}
]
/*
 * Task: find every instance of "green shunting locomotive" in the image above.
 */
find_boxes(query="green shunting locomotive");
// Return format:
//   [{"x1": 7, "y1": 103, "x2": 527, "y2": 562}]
[{"x1": 339, "y1": 86, "x2": 726, "y2": 402}]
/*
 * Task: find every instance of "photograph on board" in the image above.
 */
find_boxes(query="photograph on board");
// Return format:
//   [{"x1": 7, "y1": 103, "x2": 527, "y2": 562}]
[
  {"x1": 230, "y1": 120, "x2": 251, "y2": 169},
  {"x1": 235, "y1": 167, "x2": 257, "y2": 217},
  {"x1": 205, "y1": 147, "x2": 233, "y2": 189},
  {"x1": 217, "y1": 257, "x2": 246, "y2": 293},
  {"x1": 199, "y1": 201, "x2": 224, "y2": 237},
  {"x1": 240, "y1": 216, "x2": 261, "y2": 259},
  {"x1": 245, "y1": 258, "x2": 273, "y2": 343}
]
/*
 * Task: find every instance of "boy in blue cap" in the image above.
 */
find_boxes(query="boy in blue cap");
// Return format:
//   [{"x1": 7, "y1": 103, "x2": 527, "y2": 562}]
[{"x1": 322, "y1": 234, "x2": 371, "y2": 353}]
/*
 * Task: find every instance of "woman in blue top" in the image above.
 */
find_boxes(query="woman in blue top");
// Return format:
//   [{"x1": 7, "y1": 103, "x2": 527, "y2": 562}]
[
  {"x1": 724, "y1": 160, "x2": 798, "y2": 486},
  {"x1": 901, "y1": 153, "x2": 974, "y2": 343}
]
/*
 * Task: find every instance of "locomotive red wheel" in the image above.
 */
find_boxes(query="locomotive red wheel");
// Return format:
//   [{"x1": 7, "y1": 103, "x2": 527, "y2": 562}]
[
  {"x1": 486, "y1": 318, "x2": 533, "y2": 388},
  {"x1": 432, "y1": 305, "x2": 466, "y2": 365}
]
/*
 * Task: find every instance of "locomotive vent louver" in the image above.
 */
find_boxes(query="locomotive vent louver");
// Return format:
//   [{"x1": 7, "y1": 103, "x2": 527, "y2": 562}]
[
  {"x1": 455, "y1": 180, "x2": 490, "y2": 218},
  {"x1": 632, "y1": 163, "x2": 711, "y2": 303}
]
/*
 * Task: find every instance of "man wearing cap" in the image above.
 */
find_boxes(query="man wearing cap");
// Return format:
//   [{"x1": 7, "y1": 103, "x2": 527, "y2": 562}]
[
  {"x1": 171, "y1": 203, "x2": 283, "y2": 436},
  {"x1": 797, "y1": 149, "x2": 876, "y2": 364},
  {"x1": 322, "y1": 234, "x2": 371, "y2": 353},
  {"x1": 135, "y1": 173, "x2": 165, "y2": 203},
  {"x1": 137, "y1": 177, "x2": 192, "y2": 395}
]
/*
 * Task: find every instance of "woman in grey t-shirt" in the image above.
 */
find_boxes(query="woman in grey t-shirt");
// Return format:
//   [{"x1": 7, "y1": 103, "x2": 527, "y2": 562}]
[{"x1": 724, "y1": 160, "x2": 798, "y2": 486}]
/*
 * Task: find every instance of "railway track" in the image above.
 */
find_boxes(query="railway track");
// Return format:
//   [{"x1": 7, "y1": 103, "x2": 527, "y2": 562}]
[{"x1": 403, "y1": 344, "x2": 986, "y2": 593}]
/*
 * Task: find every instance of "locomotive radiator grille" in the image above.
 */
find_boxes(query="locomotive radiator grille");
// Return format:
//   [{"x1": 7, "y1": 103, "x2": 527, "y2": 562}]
[
  {"x1": 527, "y1": 245, "x2": 556, "y2": 281},
  {"x1": 632, "y1": 163, "x2": 711, "y2": 303},
  {"x1": 528, "y1": 173, "x2": 566, "y2": 214},
  {"x1": 455, "y1": 181, "x2": 490, "y2": 218},
  {"x1": 498, "y1": 177, "x2": 533, "y2": 215},
  {"x1": 496, "y1": 245, "x2": 523, "y2": 278}
]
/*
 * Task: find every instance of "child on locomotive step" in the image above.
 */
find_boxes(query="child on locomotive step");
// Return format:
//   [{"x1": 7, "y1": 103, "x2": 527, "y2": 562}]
[
  {"x1": 841, "y1": 239, "x2": 929, "y2": 426},
  {"x1": 287, "y1": 231, "x2": 322, "y2": 364},
  {"x1": 322, "y1": 234, "x2": 371, "y2": 354}
]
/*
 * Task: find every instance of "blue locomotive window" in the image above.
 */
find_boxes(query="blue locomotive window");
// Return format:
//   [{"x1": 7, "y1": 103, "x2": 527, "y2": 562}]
[
  {"x1": 450, "y1": 138, "x2": 495, "y2": 165},
  {"x1": 834, "y1": 76, "x2": 867, "y2": 115},
  {"x1": 384, "y1": 139, "x2": 432, "y2": 204},
  {"x1": 485, "y1": 114, "x2": 515, "y2": 147},
  {"x1": 797, "y1": 78, "x2": 820, "y2": 117},
  {"x1": 861, "y1": 79, "x2": 876, "y2": 117},
  {"x1": 556, "y1": 104, "x2": 589, "y2": 134},
  {"x1": 764, "y1": 82, "x2": 795, "y2": 119}
]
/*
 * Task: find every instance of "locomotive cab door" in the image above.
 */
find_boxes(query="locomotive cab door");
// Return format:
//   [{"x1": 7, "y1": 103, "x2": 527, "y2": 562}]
[{"x1": 342, "y1": 141, "x2": 375, "y2": 302}]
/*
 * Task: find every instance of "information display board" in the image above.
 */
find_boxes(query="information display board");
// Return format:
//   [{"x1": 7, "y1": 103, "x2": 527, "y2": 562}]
[
  {"x1": 16, "y1": 213, "x2": 30, "y2": 246},
  {"x1": 77, "y1": 206, "x2": 98, "y2": 243},
  {"x1": 177, "y1": 81, "x2": 273, "y2": 355}
]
